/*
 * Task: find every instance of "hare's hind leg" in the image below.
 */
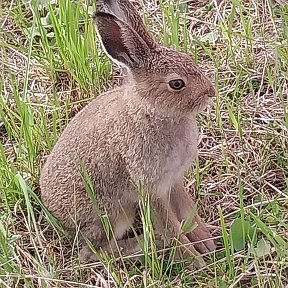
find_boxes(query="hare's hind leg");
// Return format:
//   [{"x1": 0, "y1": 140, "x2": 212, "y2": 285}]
[
  {"x1": 98, "y1": 233, "x2": 167, "y2": 260},
  {"x1": 78, "y1": 218, "x2": 107, "y2": 262},
  {"x1": 79, "y1": 210, "x2": 138, "y2": 262},
  {"x1": 170, "y1": 181, "x2": 216, "y2": 254},
  {"x1": 79, "y1": 233, "x2": 143, "y2": 262}
]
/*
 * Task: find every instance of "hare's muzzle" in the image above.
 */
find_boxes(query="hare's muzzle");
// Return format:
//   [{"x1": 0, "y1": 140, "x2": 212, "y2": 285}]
[{"x1": 208, "y1": 86, "x2": 216, "y2": 98}]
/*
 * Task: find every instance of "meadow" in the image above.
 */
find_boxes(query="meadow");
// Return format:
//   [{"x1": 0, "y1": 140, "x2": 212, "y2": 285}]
[{"x1": 0, "y1": 0, "x2": 287, "y2": 287}]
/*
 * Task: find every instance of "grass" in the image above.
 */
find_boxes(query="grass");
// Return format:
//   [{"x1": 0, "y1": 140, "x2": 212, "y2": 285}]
[{"x1": 0, "y1": 0, "x2": 288, "y2": 286}]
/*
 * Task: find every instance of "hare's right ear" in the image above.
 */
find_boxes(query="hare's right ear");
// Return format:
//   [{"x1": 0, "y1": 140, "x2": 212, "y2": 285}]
[{"x1": 94, "y1": 11, "x2": 150, "y2": 69}]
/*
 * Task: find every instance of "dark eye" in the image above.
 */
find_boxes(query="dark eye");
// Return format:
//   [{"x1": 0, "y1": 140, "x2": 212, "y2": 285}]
[{"x1": 169, "y1": 79, "x2": 185, "y2": 91}]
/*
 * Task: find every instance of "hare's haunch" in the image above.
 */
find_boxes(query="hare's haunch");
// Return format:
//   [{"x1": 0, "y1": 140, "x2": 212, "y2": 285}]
[{"x1": 40, "y1": 0, "x2": 216, "y2": 264}]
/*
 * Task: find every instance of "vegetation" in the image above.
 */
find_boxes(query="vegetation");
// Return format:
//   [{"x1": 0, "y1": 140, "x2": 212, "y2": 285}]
[{"x1": 0, "y1": 0, "x2": 287, "y2": 287}]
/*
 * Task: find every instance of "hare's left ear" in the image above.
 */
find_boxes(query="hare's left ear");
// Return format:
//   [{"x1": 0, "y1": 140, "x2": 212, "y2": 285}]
[
  {"x1": 94, "y1": 11, "x2": 150, "y2": 69},
  {"x1": 97, "y1": 0, "x2": 157, "y2": 49}
]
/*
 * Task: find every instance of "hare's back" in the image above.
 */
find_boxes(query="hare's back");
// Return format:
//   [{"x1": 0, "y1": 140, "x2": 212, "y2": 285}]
[{"x1": 40, "y1": 88, "x2": 135, "y2": 225}]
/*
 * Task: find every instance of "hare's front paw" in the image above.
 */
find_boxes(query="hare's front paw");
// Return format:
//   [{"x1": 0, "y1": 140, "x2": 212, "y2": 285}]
[
  {"x1": 186, "y1": 214, "x2": 216, "y2": 254},
  {"x1": 173, "y1": 235, "x2": 205, "y2": 267}
]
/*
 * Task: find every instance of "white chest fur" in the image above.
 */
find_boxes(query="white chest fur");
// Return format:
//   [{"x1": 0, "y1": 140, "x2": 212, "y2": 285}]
[{"x1": 157, "y1": 118, "x2": 199, "y2": 195}]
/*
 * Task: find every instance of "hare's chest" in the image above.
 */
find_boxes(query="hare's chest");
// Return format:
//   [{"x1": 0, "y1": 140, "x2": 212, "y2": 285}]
[
  {"x1": 167, "y1": 130, "x2": 198, "y2": 175},
  {"x1": 158, "y1": 121, "x2": 199, "y2": 193}
]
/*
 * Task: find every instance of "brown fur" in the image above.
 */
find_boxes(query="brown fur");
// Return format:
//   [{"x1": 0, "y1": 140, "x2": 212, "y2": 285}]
[{"x1": 40, "y1": 0, "x2": 216, "y2": 264}]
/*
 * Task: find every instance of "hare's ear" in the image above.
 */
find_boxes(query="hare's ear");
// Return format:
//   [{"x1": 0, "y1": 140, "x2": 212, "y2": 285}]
[
  {"x1": 94, "y1": 11, "x2": 150, "y2": 69},
  {"x1": 97, "y1": 0, "x2": 156, "y2": 49}
]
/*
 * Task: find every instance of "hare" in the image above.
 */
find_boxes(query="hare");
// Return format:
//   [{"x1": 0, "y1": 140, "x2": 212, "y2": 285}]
[{"x1": 40, "y1": 0, "x2": 216, "y2": 264}]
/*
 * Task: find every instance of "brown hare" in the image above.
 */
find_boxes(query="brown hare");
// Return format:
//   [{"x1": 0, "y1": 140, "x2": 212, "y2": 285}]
[{"x1": 40, "y1": 0, "x2": 216, "y2": 264}]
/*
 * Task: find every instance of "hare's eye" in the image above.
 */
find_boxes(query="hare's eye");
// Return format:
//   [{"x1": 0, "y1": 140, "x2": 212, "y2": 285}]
[{"x1": 169, "y1": 79, "x2": 185, "y2": 91}]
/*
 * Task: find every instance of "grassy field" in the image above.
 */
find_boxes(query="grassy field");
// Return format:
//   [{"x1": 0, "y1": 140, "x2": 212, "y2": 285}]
[{"x1": 0, "y1": 0, "x2": 288, "y2": 287}]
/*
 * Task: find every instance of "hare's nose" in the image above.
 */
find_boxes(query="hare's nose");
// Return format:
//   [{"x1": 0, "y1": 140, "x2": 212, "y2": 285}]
[
  {"x1": 206, "y1": 80, "x2": 216, "y2": 98},
  {"x1": 207, "y1": 85, "x2": 216, "y2": 98},
  {"x1": 202, "y1": 74, "x2": 216, "y2": 98}
]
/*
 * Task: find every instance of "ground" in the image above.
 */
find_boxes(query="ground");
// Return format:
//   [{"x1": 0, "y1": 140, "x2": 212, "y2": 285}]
[{"x1": 0, "y1": 0, "x2": 287, "y2": 287}]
